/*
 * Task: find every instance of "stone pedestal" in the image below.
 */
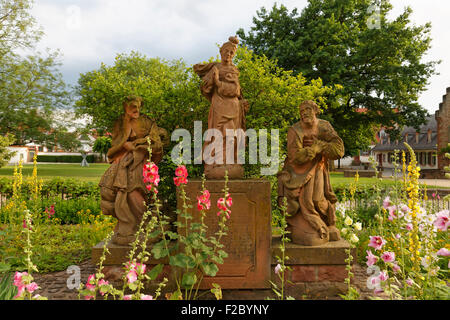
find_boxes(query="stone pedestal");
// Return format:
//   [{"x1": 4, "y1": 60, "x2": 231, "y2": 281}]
[{"x1": 178, "y1": 179, "x2": 272, "y2": 289}]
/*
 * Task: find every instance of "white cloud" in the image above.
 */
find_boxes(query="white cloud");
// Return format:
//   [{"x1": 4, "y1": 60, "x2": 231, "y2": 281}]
[{"x1": 30, "y1": 0, "x2": 450, "y2": 114}]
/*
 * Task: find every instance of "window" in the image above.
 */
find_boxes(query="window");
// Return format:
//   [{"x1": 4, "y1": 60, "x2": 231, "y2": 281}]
[
  {"x1": 428, "y1": 152, "x2": 432, "y2": 166},
  {"x1": 382, "y1": 154, "x2": 386, "y2": 162},
  {"x1": 432, "y1": 153, "x2": 437, "y2": 166}
]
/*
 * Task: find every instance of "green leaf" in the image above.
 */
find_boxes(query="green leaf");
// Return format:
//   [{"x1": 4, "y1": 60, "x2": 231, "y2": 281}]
[
  {"x1": 169, "y1": 253, "x2": 195, "y2": 269},
  {"x1": 151, "y1": 240, "x2": 169, "y2": 259},
  {"x1": 148, "y1": 264, "x2": 164, "y2": 281},
  {"x1": 202, "y1": 262, "x2": 219, "y2": 277},
  {"x1": 181, "y1": 272, "x2": 197, "y2": 288}
]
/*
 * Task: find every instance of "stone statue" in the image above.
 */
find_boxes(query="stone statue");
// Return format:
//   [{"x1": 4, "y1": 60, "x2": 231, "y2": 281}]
[
  {"x1": 80, "y1": 151, "x2": 89, "y2": 167},
  {"x1": 99, "y1": 96, "x2": 166, "y2": 245},
  {"x1": 194, "y1": 36, "x2": 250, "y2": 179},
  {"x1": 277, "y1": 100, "x2": 344, "y2": 246}
]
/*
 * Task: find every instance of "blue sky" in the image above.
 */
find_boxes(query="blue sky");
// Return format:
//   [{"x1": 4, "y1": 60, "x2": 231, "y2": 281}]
[{"x1": 30, "y1": 0, "x2": 450, "y2": 114}]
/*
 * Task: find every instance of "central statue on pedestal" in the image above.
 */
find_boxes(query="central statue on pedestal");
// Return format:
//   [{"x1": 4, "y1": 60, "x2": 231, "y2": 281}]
[
  {"x1": 278, "y1": 100, "x2": 345, "y2": 246},
  {"x1": 194, "y1": 36, "x2": 249, "y2": 179}
]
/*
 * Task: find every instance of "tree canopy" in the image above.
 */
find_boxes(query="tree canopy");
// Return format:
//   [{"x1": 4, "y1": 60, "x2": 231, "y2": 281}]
[
  {"x1": 74, "y1": 47, "x2": 336, "y2": 175},
  {"x1": 237, "y1": 0, "x2": 439, "y2": 156},
  {"x1": 0, "y1": 0, "x2": 71, "y2": 149}
]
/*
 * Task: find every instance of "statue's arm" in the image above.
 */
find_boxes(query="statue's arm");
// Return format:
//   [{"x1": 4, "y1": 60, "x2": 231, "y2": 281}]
[
  {"x1": 313, "y1": 122, "x2": 345, "y2": 160},
  {"x1": 287, "y1": 128, "x2": 316, "y2": 165}
]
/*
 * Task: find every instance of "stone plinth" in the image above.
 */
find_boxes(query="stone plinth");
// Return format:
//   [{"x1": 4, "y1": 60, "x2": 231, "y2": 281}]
[
  {"x1": 271, "y1": 236, "x2": 355, "y2": 298},
  {"x1": 178, "y1": 179, "x2": 272, "y2": 289}
]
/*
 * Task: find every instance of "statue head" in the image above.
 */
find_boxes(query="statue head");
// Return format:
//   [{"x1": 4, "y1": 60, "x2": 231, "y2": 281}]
[
  {"x1": 299, "y1": 100, "x2": 320, "y2": 126},
  {"x1": 220, "y1": 36, "x2": 239, "y2": 65},
  {"x1": 123, "y1": 95, "x2": 142, "y2": 120}
]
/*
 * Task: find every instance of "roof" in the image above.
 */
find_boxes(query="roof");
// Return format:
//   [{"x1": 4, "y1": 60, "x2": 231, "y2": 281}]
[{"x1": 372, "y1": 116, "x2": 437, "y2": 152}]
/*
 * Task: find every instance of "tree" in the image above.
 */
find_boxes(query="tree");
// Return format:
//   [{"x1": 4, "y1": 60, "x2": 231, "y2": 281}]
[
  {"x1": 93, "y1": 136, "x2": 112, "y2": 162},
  {"x1": 75, "y1": 48, "x2": 335, "y2": 174},
  {"x1": 0, "y1": 133, "x2": 15, "y2": 167},
  {"x1": 237, "y1": 0, "x2": 439, "y2": 156},
  {"x1": 0, "y1": 0, "x2": 71, "y2": 147}
]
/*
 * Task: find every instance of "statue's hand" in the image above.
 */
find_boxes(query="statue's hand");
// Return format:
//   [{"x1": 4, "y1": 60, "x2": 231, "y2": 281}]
[
  {"x1": 311, "y1": 139, "x2": 327, "y2": 155},
  {"x1": 295, "y1": 147, "x2": 316, "y2": 164},
  {"x1": 212, "y1": 66, "x2": 220, "y2": 85}
]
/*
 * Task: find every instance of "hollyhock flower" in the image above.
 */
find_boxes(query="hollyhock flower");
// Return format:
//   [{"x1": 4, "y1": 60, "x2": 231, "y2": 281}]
[
  {"x1": 25, "y1": 282, "x2": 39, "y2": 293},
  {"x1": 226, "y1": 194, "x2": 233, "y2": 207},
  {"x1": 392, "y1": 263, "x2": 401, "y2": 273},
  {"x1": 98, "y1": 279, "x2": 109, "y2": 296},
  {"x1": 378, "y1": 270, "x2": 388, "y2": 282},
  {"x1": 406, "y1": 278, "x2": 413, "y2": 286},
  {"x1": 395, "y1": 234, "x2": 401, "y2": 239},
  {"x1": 381, "y1": 251, "x2": 395, "y2": 263},
  {"x1": 344, "y1": 216, "x2": 353, "y2": 226},
  {"x1": 405, "y1": 223, "x2": 413, "y2": 231},
  {"x1": 14, "y1": 285, "x2": 25, "y2": 299},
  {"x1": 217, "y1": 208, "x2": 231, "y2": 219},
  {"x1": 175, "y1": 165, "x2": 188, "y2": 178},
  {"x1": 86, "y1": 274, "x2": 96, "y2": 291},
  {"x1": 366, "y1": 250, "x2": 378, "y2": 267},
  {"x1": 387, "y1": 206, "x2": 397, "y2": 221},
  {"x1": 141, "y1": 294, "x2": 153, "y2": 300},
  {"x1": 217, "y1": 198, "x2": 226, "y2": 210},
  {"x1": 84, "y1": 295, "x2": 94, "y2": 300},
  {"x1": 13, "y1": 272, "x2": 28, "y2": 287},
  {"x1": 436, "y1": 248, "x2": 450, "y2": 256},
  {"x1": 350, "y1": 233, "x2": 359, "y2": 244},
  {"x1": 136, "y1": 263, "x2": 146, "y2": 275},
  {"x1": 433, "y1": 210, "x2": 449, "y2": 231},
  {"x1": 383, "y1": 196, "x2": 391, "y2": 209},
  {"x1": 274, "y1": 264, "x2": 282, "y2": 275},
  {"x1": 123, "y1": 295, "x2": 132, "y2": 300},
  {"x1": 197, "y1": 190, "x2": 211, "y2": 211},
  {"x1": 368, "y1": 236, "x2": 386, "y2": 251},
  {"x1": 174, "y1": 176, "x2": 188, "y2": 186},
  {"x1": 126, "y1": 270, "x2": 138, "y2": 284}
]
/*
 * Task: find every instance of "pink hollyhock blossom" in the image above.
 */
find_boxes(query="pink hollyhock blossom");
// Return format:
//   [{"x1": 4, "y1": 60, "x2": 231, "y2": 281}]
[
  {"x1": 86, "y1": 274, "x2": 96, "y2": 291},
  {"x1": 382, "y1": 197, "x2": 391, "y2": 209},
  {"x1": 217, "y1": 198, "x2": 226, "y2": 210},
  {"x1": 368, "y1": 236, "x2": 386, "y2": 251},
  {"x1": 173, "y1": 176, "x2": 188, "y2": 186},
  {"x1": 395, "y1": 234, "x2": 401, "y2": 239},
  {"x1": 98, "y1": 279, "x2": 109, "y2": 296},
  {"x1": 378, "y1": 270, "x2": 388, "y2": 282},
  {"x1": 226, "y1": 194, "x2": 233, "y2": 207},
  {"x1": 26, "y1": 282, "x2": 39, "y2": 293},
  {"x1": 392, "y1": 263, "x2": 401, "y2": 273},
  {"x1": 366, "y1": 250, "x2": 378, "y2": 267},
  {"x1": 141, "y1": 294, "x2": 153, "y2": 300},
  {"x1": 13, "y1": 272, "x2": 28, "y2": 287},
  {"x1": 197, "y1": 190, "x2": 211, "y2": 211},
  {"x1": 387, "y1": 206, "x2": 397, "y2": 221},
  {"x1": 436, "y1": 248, "x2": 450, "y2": 257},
  {"x1": 400, "y1": 205, "x2": 410, "y2": 214},
  {"x1": 84, "y1": 295, "x2": 94, "y2": 300},
  {"x1": 274, "y1": 264, "x2": 282, "y2": 275},
  {"x1": 405, "y1": 223, "x2": 413, "y2": 231},
  {"x1": 14, "y1": 285, "x2": 25, "y2": 299},
  {"x1": 136, "y1": 263, "x2": 146, "y2": 275},
  {"x1": 381, "y1": 251, "x2": 395, "y2": 263},
  {"x1": 126, "y1": 270, "x2": 138, "y2": 283},
  {"x1": 175, "y1": 165, "x2": 188, "y2": 178},
  {"x1": 123, "y1": 295, "x2": 132, "y2": 300},
  {"x1": 433, "y1": 210, "x2": 449, "y2": 231},
  {"x1": 406, "y1": 278, "x2": 413, "y2": 286}
]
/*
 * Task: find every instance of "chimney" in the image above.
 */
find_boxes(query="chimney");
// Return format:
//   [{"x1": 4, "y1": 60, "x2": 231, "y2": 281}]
[
  {"x1": 427, "y1": 129, "x2": 432, "y2": 143},
  {"x1": 415, "y1": 132, "x2": 419, "y2": 144}
]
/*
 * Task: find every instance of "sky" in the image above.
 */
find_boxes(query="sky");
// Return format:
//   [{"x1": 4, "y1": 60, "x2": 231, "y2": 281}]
[{"x1": 29, "y1": 0, "x2": 450, "y2": 115}]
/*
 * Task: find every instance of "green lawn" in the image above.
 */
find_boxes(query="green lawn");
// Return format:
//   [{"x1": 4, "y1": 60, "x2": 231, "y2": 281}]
[
  {"x1": 0, "y1": 164, "x2": 109, "y2": 182},
  {"x1": 0, "y1": 164, "x2": 447, "y2": 188}
]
